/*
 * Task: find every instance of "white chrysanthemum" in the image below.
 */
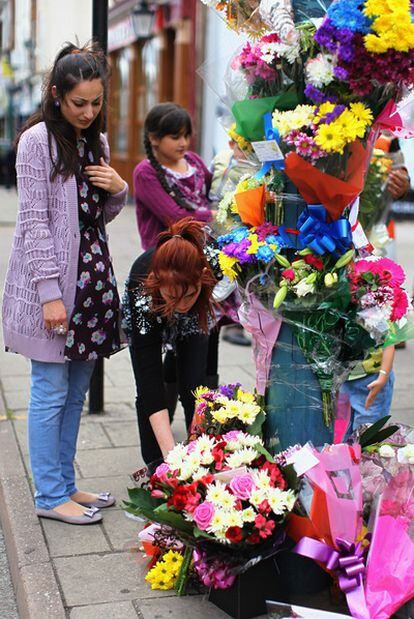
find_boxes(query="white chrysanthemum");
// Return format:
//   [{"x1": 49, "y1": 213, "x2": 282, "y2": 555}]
[
  {"x1": 224, "y1": 510, "x2": 244, "y2": 529},
  {"x1": 273, "y1": 40, "x2": 300, "y2": 64},
  {"x1": 220, "y1": 491, "x2": 237, "y2": 511},
  {"x1": 225, "y1": 451, "x2": 245, "y2": 469},
  {"x1": 207, "y1": 511, "x2": 226, "y2": 534},
  {"x1": 217, "y1": 192, "x2": 235, "y2": 224},
  {"x1": 241, "y1": 507, "x2": 257, "y2": 523},
  {"x1": 226, "y1": 447, "x2": 257, "y2": 469},
  {"x1": 259, "y1": 42, "x2": 279, "y2": 64},
  {"x1": 206, "y1": 481, "x2": 229, "y2": 505},
  {"x1": 178, "y1": 464, "x2": 198, "y2": 481},
  {"x1": 284, "y1": 490, "x2": 297, "y2": 511},
  {"x1": 305, "y1": 53, "x2": 335, "y2": 88},
  {"x1": 166, "y1": 443, "x2": 188, "y2": 469},
  {"x1": 253, "y1": 470, "x2": 271, "y2": 490},
  {"x1": 267, "y1": 488, "x2": 289, "y2": 515},
  {"x1": 194, "y1": 435, "x2": 216, "y2": 452},
  {"x1": 238, "y1": 433, "x2": 263, "y2": 448},
  {"x1": 191, "y1": 467, "x2": 211, "y2": 481},
  {"x1": 250, "y1": 488, "x2": 268, "y2": 507}
]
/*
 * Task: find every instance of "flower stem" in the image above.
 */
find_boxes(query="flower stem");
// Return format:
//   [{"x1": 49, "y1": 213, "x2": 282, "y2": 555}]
[
  {"x1": 322, "y1": 391, "x2": 333, "y2": 427},
  {"x1": 174, "y1": 546, "x2": 192, "y2": 596}
]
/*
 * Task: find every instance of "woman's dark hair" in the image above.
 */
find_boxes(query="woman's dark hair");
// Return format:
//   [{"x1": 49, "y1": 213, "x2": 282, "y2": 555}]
[
  {"x1": 16, "y1": 41, "x2": 109, "y2": 181},
  {"x1": 145, "y1": 217, "x2": 216, "y2": 332},
  {"x1": 143, "y1": 102, "x2": 193, "y2": 210}
]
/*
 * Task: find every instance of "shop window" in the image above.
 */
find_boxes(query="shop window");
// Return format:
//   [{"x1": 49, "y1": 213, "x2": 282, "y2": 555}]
[{"x1": 112, "y1": 47, "x2": 131, "y2": 155}]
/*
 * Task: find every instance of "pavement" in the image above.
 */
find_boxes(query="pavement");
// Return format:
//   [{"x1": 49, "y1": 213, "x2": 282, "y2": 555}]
[{"x1": 0, "y1": 186, "x2": 413, "y2": 618}]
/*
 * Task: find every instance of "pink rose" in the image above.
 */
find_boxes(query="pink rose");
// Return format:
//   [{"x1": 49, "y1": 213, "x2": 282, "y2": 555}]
[
  {"x1": 229, "y1": 474, "x2": 255, "y2": 500},
  {"x1": 155, "y1": 463, "x2": 170, "y2": 479},
  {"x1": 193, "y1": 501, "x2": 215, "y2": 530}
]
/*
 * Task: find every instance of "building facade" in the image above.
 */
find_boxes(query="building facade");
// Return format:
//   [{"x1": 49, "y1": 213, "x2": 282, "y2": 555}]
[{"x1": 107, "y1": 0, "x2": 205, "y2": 187}]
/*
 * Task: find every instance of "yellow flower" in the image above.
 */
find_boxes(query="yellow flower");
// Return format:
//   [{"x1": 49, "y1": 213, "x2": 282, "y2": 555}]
[
  {"x1": 228, "y1": 124, "x2": 253, "y2": 152},
  {"x1": 246, "y1": 234, "x2": 264, "y2": 255},
  {"x1": 211, "y1": 407, "x2": 229, "y2": 424},
  {"x1": 145, "y1": 562, "x2": 175, "y2": 590},
  {"x1": 238, "y1": 389, "x2": 256, "y2": 404},
  {"x1": 194, "y1": 385, "x2": 210, "y2": 400},
  {"x1": 218, "y1": 252, "x2": 239, "y2": 281},
  {"x1": 314, "y1": 123, "x2": 346, "y2": 153},
  {"x1": 332, "y1": 111, "x2": 366, "y2": 142},
  {"x1": 349, "y1": 103, "x2": 373, "y2": 126},
  {"x1": 162, "y1": 550, "x2": 184, "y2": 575}
]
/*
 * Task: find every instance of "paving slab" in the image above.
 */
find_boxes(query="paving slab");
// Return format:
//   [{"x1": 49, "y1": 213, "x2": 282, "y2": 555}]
[
  {"x1": 76, "y1": 446, "x2": 141, "y2": 478},
  {"x1": 70, "y1": 601, "x2": 138, "y2": 618},
  {"x1": 77, "y1": 420, "x2": 113, "y2": 450},
  {"x1": 137, "y1": 595, "x2": 231, "y2": 618},
  {"x1": 102, "y1": 420, "x2": 140, "y2": 447},
  {"x1": 54, "y1": 552, "x2": 172, "y2": 607},
  {"x1": 42, "y1": 518, "x2": 111, "y2": 557},
  {"x1": 101, "y1": 507, "x2": 141, "y2": 552}
]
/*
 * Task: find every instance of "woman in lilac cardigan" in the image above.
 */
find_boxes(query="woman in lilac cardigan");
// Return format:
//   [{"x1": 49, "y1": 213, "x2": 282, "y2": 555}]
[{"x1": 2, "y1": 43, "x2": 128, "y2": 525}]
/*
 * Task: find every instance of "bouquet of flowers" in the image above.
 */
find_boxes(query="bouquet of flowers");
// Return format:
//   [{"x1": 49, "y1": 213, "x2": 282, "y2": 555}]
[
  {"x1": 190, "y1": 383, "x2": 266, "y2": 437},
  {"x1": 358, "y1": 149, "x2": 392, "y2": 233},
  {"x1": 348, "y1": 256, "x2": 411, "y2": 340}
]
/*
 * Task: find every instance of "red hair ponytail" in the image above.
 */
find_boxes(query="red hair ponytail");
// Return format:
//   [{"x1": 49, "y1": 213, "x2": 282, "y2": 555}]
[{"x1": 145, "y1": 218, "x2": 216, "y2": 331}]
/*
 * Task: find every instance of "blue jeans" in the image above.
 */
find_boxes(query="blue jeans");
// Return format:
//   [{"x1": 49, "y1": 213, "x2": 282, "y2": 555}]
[
  {"x1": 340, "y1": 370, "x2": 395, "y2": 431},
  {"x1": 28, "y1": 360, "x2": 95, "y2": 509}
]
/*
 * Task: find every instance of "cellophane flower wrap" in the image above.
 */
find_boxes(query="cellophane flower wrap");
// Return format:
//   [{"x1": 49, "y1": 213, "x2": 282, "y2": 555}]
[{"x1": 364, "y1": 465, "x2": 414, "y2": 618}]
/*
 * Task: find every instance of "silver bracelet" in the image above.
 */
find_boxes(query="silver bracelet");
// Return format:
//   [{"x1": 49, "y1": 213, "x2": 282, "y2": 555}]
[{"x1": 379, "y1": 369, "x2": 388, "y2": 376}]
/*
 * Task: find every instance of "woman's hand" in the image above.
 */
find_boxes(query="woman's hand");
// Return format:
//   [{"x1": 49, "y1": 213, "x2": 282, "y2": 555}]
[
  {"x1": 85, "y1": 158, "x2": 126, "y2": 195},
  {"x1": 387, "y1": 168, "x2": 410, "y2": 200},
  {"x1": 365, "y1": 373, "x2": 388, "y2": 410},
  {"x1": 42, "y1": 299, "x2": 68, "y2": 334}
]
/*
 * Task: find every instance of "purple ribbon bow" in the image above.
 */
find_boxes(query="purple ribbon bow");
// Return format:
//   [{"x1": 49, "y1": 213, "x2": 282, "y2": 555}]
[{"x1": 294, "y1": 536, "x2": 369, "y2": 619}]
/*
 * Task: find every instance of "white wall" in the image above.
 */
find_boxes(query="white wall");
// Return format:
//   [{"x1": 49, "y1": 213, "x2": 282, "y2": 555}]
[{"x1": 35, "y1": 0, "x2": 92, "y2": 73}]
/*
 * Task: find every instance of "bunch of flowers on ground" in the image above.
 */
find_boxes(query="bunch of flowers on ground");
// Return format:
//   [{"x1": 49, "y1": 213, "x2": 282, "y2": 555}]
[{"x1": 191, "y1": 383, "x2": 265, "y2": 437}]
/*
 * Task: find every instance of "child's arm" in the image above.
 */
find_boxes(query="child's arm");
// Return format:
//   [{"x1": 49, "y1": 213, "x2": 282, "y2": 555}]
[{"x1": 365, "y1": 345, "x2": 395, "y2": 410}]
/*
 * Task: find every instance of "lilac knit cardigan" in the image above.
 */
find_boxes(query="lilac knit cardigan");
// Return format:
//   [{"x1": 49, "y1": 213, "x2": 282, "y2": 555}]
[{"x1": 2, "y1": 122, "x2": 128, "y2": 363}]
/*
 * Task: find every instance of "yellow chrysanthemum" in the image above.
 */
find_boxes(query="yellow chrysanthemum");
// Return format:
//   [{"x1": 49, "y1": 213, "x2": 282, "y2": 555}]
[
  {"x1": 333, "y1": 110, "x2": 367, "y2": 142},
  {"x1": 218, "y1": 252, "x2": 239, "y2": 281},
  {"x1": 316, "y1": 102, "x2": 336, "y2": 117},
  {"x1": 238, "y1": 389, "x2": 256, "y2": 404},
  {"x1": 228, "y1": 124, "x2": 253, "y2": 153},
  {"x1": 314, "y1": 123, "x2": 346, "y2": 154},
  {"x1": 246, "y1": 234, "x2": 264, "y2": 255},
  {"x1": 349, "y1": 103, "x2": 373, "y2": 126},
  {"x1": 211, "y1": 407, "x2": 229, "y2": 424},
  {"x1": 145, "y1": 562, "x2": 175, "y2": 590},
  {"x1": 194, "y1": 385, "x2": 210, "y2": 400}
]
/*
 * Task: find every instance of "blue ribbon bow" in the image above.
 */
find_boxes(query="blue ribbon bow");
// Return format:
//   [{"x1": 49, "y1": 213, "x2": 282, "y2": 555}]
[
  {"x1": 255, "y1": 112, "x2": 285, "y2": 179},
  {"x1": 297, "y1": 204, "x2": 352, "y2": 256}
]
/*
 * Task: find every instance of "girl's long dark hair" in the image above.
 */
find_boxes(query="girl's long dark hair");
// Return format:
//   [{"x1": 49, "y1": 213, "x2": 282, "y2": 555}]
[
  {"x1": 144, "y1": 102, "x2": 193, "y2": 210},
  {"x1": 16, "y1": 41, "x2": 109, "y2": 181},
  {"x1": 145, "y1": 217, "x2": 216, "y2": 332}
]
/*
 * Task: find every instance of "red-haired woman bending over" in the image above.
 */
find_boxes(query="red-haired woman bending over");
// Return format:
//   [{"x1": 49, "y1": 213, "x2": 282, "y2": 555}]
[{"x1": 122, "y1": 218, "x2": 219, "y2": 466}]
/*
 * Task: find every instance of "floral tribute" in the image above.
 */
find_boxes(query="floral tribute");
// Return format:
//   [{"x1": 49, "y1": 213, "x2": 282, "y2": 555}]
[{"x1": 201, "y1": 0, "x2": 414, "y2": 430}]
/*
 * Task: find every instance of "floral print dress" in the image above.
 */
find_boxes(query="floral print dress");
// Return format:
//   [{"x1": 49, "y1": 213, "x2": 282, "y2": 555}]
[{"x1": 64, "y1": 137, "x2": 121, "y2": 361}]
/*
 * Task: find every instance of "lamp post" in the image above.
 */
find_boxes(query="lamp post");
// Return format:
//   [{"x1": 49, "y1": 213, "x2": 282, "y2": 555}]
[{"x1": 88, "y1": 0, "x2": 108, "y2": 414}]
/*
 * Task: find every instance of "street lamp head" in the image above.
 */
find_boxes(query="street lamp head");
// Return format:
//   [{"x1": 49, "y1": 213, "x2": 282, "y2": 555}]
[{"x1": 131, "y1": 1, "x2": 156, "y2": 40}]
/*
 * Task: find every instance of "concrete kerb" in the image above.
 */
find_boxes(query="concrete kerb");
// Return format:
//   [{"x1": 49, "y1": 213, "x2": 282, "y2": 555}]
[{"x1": 0, "y1": 420, "x2": 66, "y2": 619}]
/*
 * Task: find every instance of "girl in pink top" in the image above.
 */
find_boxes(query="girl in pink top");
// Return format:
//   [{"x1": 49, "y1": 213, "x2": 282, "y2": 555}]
[{"x1": 133, "y1": 102, "x2": 213, "y2": 250}]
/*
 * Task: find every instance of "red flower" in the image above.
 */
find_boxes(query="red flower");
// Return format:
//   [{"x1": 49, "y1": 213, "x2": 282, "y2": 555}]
[
  {"x1": 258, "y1": 500, "x2": 271, "y2": 515},
  {"x1": 212, "y1": 444, "x2": 225, "y2": 470},
  {"x1": 167, "y1": 483, "x2": 201, "y2": 512},
  {"x1": 246, "y1": 532, "x2": 261, "y2": 544},
  {"x1": 225, "y1": 526, "x2": 244, "y2": 543},
  {"x1": 304, "y1": 254, "x2": 324, "y2": 270},
  {"x1": 262, "y1": 462, "x2": 287, "y2": 489},
  {"x1": 254, "y1": 514, "x2": 276, "y2": 539}
]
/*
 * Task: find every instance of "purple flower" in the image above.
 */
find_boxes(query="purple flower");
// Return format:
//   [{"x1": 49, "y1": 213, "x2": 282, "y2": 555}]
[
  {"x1": 219, "y1": 383, "x2": 241, "y2": 398},
  {"x1": 333, "y1": 66, "x2": 348, "y2": 81}
]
